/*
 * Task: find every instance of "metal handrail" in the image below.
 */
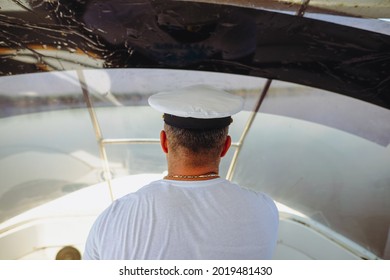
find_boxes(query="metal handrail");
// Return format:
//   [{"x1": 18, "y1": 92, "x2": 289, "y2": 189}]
[{"x1": 102, "y1": 138, "x2": 240, "y2": 147}]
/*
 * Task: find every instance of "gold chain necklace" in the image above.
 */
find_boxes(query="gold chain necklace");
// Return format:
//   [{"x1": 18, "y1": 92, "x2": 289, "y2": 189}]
[{"x1": 164, "y1": 173, "x2": 220, "y2": 180}]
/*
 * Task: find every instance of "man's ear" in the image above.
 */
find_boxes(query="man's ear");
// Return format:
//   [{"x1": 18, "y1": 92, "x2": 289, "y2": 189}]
[
  {"x1": 220, "y1": 135, "x2": 231, "y2": 157},
  {"x1": 160, "y1": 130, "x2": 168, "y2": 153}
]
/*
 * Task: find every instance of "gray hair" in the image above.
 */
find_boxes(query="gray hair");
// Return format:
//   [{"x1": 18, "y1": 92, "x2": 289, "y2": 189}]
[{"x1": 164, "y1": 124, "x2": 229, "y2": 156}]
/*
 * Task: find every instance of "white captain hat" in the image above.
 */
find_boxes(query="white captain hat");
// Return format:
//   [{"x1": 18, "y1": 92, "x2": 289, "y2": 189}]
[{"x1": 148, "y1": 85, "x2": 244, "y2": 130}]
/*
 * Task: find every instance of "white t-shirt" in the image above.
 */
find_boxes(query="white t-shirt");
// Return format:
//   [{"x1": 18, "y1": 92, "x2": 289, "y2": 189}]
[{"x1": 83, "y1": 178, "x2": 279, "y2": 260}]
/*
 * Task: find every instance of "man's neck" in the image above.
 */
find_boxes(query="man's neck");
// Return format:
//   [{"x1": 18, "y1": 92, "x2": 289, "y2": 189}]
[{"x1": 166, "y1": 154, "x2": 220, "y2": 180}]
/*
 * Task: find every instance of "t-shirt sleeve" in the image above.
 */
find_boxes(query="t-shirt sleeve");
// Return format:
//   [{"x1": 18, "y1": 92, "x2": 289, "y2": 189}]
[
  {"x1": 83, "y1": 205, "x2": 113, "y2": 260},
  {"x1": 83, "y1": 216, "x2": 101, "y2": 260}
]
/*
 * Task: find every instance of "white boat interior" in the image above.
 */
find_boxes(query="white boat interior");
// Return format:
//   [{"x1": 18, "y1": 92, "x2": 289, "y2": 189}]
[{"x1": 0, "y1": 0, "x2": 389, "y2": 260}]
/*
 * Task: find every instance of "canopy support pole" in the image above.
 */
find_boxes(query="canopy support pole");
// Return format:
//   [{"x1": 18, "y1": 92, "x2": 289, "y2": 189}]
[
  {"x1": 226, "y1": 79, "x2": 272, "y2": 181},
  {"x1": 77, "y1": 70, "x2": 114, "y2": 202},
  {"x1": 226, "y1": 0, "x2": 310, "y2": 181}
]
